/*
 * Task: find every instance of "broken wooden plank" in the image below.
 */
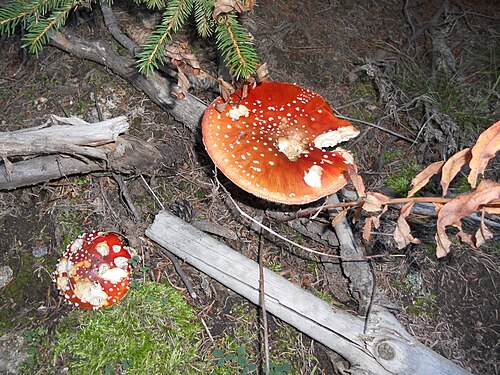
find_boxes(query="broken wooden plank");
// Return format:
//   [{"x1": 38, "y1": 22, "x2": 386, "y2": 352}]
[{"x1": 146, "y1": 210, "x2": 471, "y2": 375}]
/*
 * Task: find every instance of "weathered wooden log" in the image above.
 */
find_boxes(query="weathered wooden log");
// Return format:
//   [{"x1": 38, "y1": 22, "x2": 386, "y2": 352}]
[
  {"x1": 146, "y1": 210, "x2": 471, "y2": 375},
  {"x1": 0, "y1": 116, "x2": 162, "y2": 190},
  {"x1": 0, "y1": 115, "x2": 128, "y2": 158}
]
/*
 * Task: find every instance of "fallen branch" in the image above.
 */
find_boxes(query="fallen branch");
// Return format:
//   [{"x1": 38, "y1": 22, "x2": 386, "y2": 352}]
[
  {"x1": 49, "y1": 30, "x2": 207, "y2": 133},
  {"x1": 0, "y1": 115, "x2": 128, "y2": 159},
  {"x1": 146, "y1": 210, "x2": 471, "y2": 375},
  {"x1": 0, "y1": 116, "x2": 162, "y2": 190}
]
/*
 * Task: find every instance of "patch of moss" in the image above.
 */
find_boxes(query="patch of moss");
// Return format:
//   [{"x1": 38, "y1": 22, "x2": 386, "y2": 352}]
[
  {"x1": 0, "y1": 252, "x2": 58, "y2": 329},
  {"x1": 53, "y1": 281, "x2": 208, "y2": 374},
  {"x1": 386, "y1": 161, "x2": 422, "y2": 196}
]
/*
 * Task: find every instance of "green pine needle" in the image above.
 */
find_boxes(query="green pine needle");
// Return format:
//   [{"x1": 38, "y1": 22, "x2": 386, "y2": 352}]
[
  {"x1": 136, "y1": 0, "x2": 194, "y2": 75},
  {"x1": 193, "y1": 0, "x2": 214, "y2": 38},
  {"x1": 21, "y1": 0, "x2": 74, "y2": 55},
  {"x1": 216, "y1": 14, "x2": 258, "y2": 80},
  {"x1": 0, "y1": 0, "x2": 69, "y2": 36},
  {"x1": 1, "y1": 0, "x2": 261, "y2": 82}
]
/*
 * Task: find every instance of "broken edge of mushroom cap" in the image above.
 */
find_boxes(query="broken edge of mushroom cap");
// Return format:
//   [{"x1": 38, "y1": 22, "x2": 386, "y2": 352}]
[{"x1": 202, "y1": 81, "x2": 360, "y2": 204}]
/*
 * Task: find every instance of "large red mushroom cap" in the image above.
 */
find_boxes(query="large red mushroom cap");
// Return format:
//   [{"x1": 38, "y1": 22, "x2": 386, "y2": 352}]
[
  {"x1": 202, "y1": 81, "x2": 360, "y2": 204},
  {"x1": 54, "y1": 231, "x2": 132, "y2": 310}
]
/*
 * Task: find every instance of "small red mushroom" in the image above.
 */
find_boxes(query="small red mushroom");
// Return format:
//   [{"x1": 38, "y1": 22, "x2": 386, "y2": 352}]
[
  {"x1": 54, "y1": 231, "x2": 132, "y2": 310},
  {"x1": 202, "y1": 81, "x2": 360, "y2": 204}
]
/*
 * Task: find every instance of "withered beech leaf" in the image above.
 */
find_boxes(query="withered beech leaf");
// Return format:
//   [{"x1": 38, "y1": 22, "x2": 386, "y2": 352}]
[
  {"x1": 435, "y1": 179, "x2": 500, "y2": 258},
  {"x1": 393, "y1": 202, "x2": 421, "y2": 249},
  {"x1": 441, "y1": 148, "x2": 472, "y2": 196},
  {"x1": 331, "y1": 208, "x2": 349, "y2": 227},
  {"x1": 171, "y1": 69, "x2": 190, "y2": 100},
  {"x1": 256, "y1": 63, "x2": 270, "y2": 82},
  {"x1": 475, "y1": 219, "x2": 493, "y2": 248},
  {"x1": 362, "y1": 192, "x2": 390, "y2": 213},
  {"x1": 213, "y1": 0, "x2": 253, "y2": 19},
  {"x1": 363, "y1": 216, "x2": 373, "y2": 241},
  {"x1": 219, "y1": 78, "x2": 235, "y2": 103},
  {"x1": 468, "y1": 121, "x2": 500, "y2": 188},
  {"x1": 352, "y1": 206, "x2": 363, "y2": 223},
  {"x1": 347, "y1": 164, "x2": 366, "y2": 198},
  {"x1": 165, "y1": 43, "x2": 201, "y2": 70},
  {"x1": 457, "y1": 228, "x2": 475, "y2": 248},
  {"x1": 407, "y1": 161, "x2": 444, "y2": 198}
]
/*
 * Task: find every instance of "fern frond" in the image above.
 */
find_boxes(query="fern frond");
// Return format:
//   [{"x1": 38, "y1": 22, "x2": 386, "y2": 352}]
[
  {"x1": 215, "y1": 13, "x2": 258, "y2": 80},
  {"x1": 193, "y1": 0, "x2": 214, "y2": 38},
  {"x1": 137, "y1": 0, "x2": 194, "y2": 75},
  {"x1": 22, "y1": 0, "x2": 74, "y2": 54}
]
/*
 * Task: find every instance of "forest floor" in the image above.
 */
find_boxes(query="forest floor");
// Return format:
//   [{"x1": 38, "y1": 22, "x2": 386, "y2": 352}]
[{"x1": 0, "y1": 0, "x2": 499, "y2": 374}]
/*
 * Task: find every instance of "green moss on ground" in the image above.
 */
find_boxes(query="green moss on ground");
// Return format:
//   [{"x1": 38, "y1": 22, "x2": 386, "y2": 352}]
[{"x1": 53, "y1": 281, "x2": 208, "y2": 374}]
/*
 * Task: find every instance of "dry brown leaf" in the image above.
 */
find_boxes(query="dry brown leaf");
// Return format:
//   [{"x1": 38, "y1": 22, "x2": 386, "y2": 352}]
[
  {"x1": 219, "y1": 78, "x2": 236, "y2": 102},
  {"x1": 400, "y1": 200, "x2": 413, "y2": 218},
  {"x1": 435, "y1": 179, "x2": 500, "y2": 257},
  {"x1": 362, "y1": 216, "x2": 373, "y2": 241},
  {"x1": 475, "y1": 219, "x2": 493, "y2": 248},
  {"x1": 256, "y1": 63, "x2": 270, "y2": 82},
  {"x1": 362, "y1": 192, "x2": 389, "y2": 212},
  {"x1": 171, "y1": 69, "x2": 190, "y2": 99},
  {"x1": 331, "y1": 208, "x2": 349, "y2": 227},
  {"x1": 347, "y1": 164, "x2": 366, "y2": 198},
  {"x1": 440, "y1": 148, "x2": 472, "y2": 196},
  {"x1": 456, "y1": 213, "x2": 493, "y2": 249},
  {"x1": 352, "y1": 206, "x2": 363, "y2": 223},
  {"x1": 213, "y1": 0, "x2": 253, "y2": 19},
  {"x1": 468, "y1": 121, "x2": 500, "y2": 188},
  {"x1": 165, "y1": 42, "x2": 201, "y2": 70},
  {"x1": 457, "y1": 228, "x2": 475, "y2": 247},
  {"x1": 372, "y1": 213, "x2": 381, "y2": 229},
  {"x1": 393, "y1": 202, "x2": 421, "y2": 249},
  {"x1": 407, "y1": 161, "x2": 444, "y2": 197}
]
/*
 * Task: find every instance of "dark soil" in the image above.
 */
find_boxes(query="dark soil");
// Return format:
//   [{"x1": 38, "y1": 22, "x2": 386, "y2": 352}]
[{"x1": 1, "y1": 0, "x2": 499, "y2": 374}]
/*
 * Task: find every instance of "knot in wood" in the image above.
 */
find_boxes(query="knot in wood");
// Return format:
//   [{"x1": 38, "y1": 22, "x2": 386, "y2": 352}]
[{"x1": 377, "y1": 341, "x2": 396, "y2": 361}]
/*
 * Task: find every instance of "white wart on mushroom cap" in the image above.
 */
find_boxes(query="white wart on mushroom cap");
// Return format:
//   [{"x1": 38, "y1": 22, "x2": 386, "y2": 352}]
[{"x1": 202, "y1": 81, "x2": 360, "y2": 204}]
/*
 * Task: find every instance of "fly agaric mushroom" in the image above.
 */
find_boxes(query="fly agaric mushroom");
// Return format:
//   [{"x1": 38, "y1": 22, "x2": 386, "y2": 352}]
[
  {"x1": 202, "y1": 81, "x2": 360, "y2": 204},
  {"x1": 54, "y1": 231, "x2": 132, "y2": 310}
]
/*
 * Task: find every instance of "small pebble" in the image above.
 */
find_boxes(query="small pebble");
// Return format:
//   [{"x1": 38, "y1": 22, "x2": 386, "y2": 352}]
[
  {"x1": 0, "y1": 266, "x2": 13, "y2": 288},
  {"x1": 32, "y1": 246, "x2": 48, "y2": 258}
]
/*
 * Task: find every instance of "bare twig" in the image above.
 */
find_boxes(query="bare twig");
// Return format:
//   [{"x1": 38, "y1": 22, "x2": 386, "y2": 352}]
[
  {"x1": 139, "y1": 175, "x2": 197, "y2": 298},
  {"x1": 157, "y1": 244, "x2": 197, "y2": 299},
  {"x1": 217, "y1": 177, "x2": 403, "y2": 261},
  {"x1": 113, "y1": 174, "x2": 142, "y2": 222},
  {"x1": 258, "y1": 226, "x2": 270, "y2": 375},
  {"x1": 333, "y1": 112, "x2": 415, "y2": 143},
  {"x1": 100, "y1": 3, "x2": 138, "y2": 53},
  {"x1": 283, "y1": 197, "x2": 500, "y2": 222}
]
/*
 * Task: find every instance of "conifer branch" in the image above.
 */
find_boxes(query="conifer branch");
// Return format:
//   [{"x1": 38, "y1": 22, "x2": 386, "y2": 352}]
[
  {"x1": 193, "y1": 0, "x2": 214, "y2": 38},
  {"x1": 0, "y1": 0, "x2": 68, "y2": 35},
  {"x1": 1, "y1": 0, "x2": 261, "y2": 81},
  {"x1": 22, "y1": 1, "x2": 74, "y2": 54},
  {"x1": 215, "y1": 13, "x2": 258, "y2": 80},
  {"x1": 136, "y1": 0, "x2": 194, "y2": 75}
]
